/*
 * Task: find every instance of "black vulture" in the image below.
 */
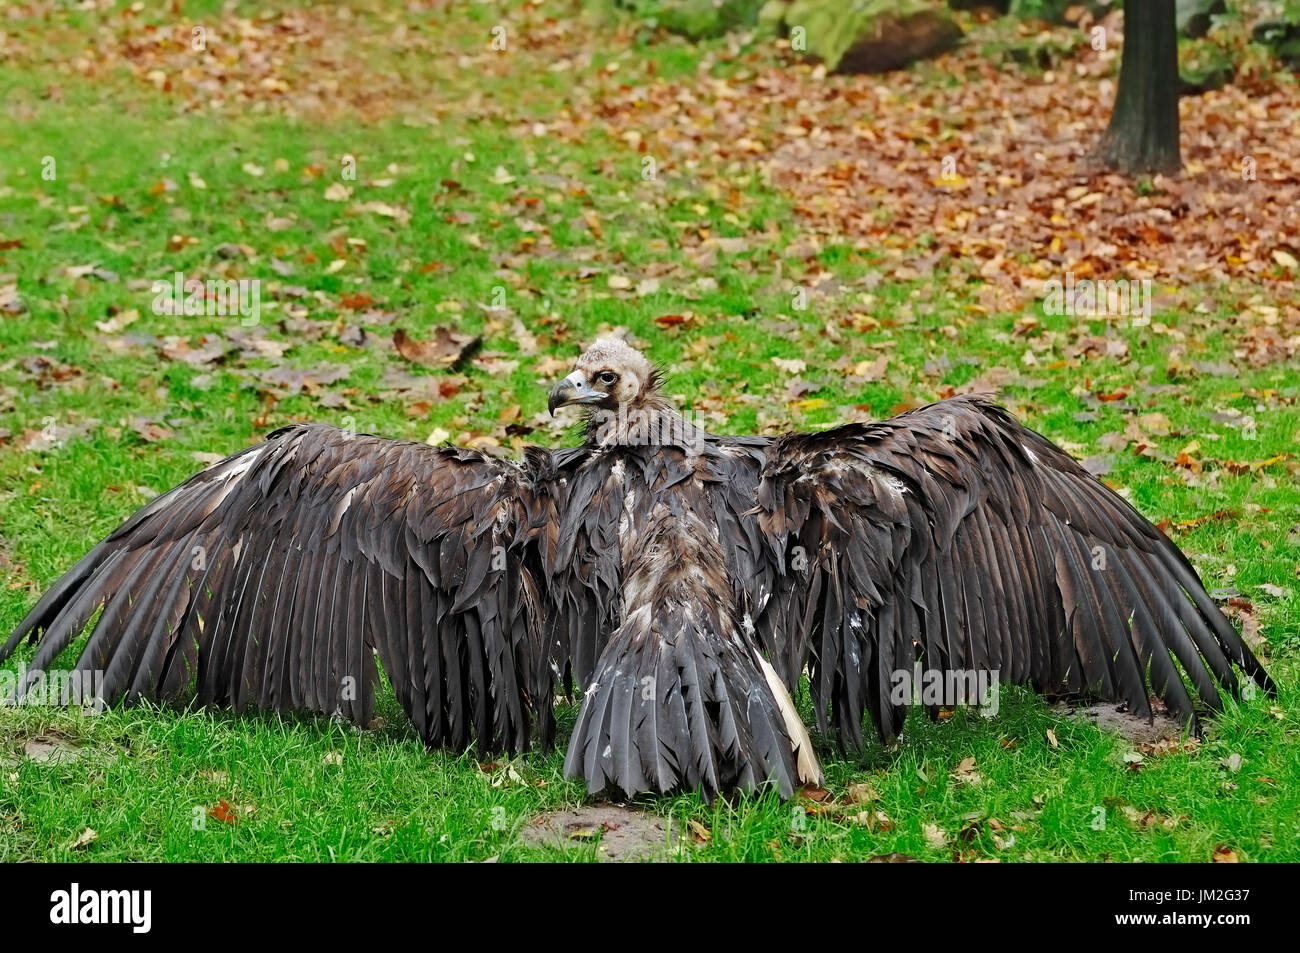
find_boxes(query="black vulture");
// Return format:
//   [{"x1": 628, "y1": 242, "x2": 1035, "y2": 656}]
[{"x1": 1, "y1": 337, "x2": 1275, "y2": 799}]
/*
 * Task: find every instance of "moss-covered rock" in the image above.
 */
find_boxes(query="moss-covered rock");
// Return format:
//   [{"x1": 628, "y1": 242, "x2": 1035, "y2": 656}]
[{"x1": 781, "y1": 0, "x2": 963, "y2": 73}]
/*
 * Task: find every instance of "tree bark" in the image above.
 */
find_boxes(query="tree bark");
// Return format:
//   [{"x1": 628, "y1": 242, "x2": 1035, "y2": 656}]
[{"x1": 1094, "y1": 0, "x2": 1181, "y2": 175}]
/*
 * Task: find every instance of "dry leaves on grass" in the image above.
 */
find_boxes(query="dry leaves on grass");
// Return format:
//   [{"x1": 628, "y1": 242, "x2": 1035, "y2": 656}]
[{"x1": 29, "y1": 4, "x2": 603, "y2": 123}]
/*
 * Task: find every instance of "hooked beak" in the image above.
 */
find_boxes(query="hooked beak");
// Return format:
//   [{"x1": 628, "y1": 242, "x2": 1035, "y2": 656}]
[{"x1": 548, "y1": 371, "x2": 604, "y2": 415}]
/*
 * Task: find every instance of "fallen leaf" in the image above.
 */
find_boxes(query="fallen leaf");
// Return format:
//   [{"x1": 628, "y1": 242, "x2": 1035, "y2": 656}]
[
  {"x1": 130, "y1": 417, "x2": 174, "y2": 443},
  {"x1": 209, "y1": 798, "x2": 240, "y2": 824},
  {"x1": 846, "y1": 782, "x2": 879, "y2": 804},
  {"x1": 951, "y1": 756, "x2": 982, "y2": 786},
  {"x1": 95, "y1": 309, "x2": 140, "y2": 334},
  {"x1": 393, "y1": 327, "x2": 480, "y2": 368},
  {"x1": 923, "y1": 823, "x2": 948, "y2": 848}
]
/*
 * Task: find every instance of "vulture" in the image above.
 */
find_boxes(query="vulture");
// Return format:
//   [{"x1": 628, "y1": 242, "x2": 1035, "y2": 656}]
[{"x1": 1, "y1": 337, "x2": 1275, "y2": 799}]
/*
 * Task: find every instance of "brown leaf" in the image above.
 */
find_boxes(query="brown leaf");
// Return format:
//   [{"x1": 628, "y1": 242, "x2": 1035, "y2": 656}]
[
  {"x1": 845, "y1": 782, "x2": 879, "y2": 804},
  {"x1": 340, "y1": 292, "x2": 377, "y2": 310},
  {"x1": 923, "y1": 823, "x2": 949, "y2": 848},
  {"x1": 951, "y1": 756, "x2": 982, "y2": 786},
  {"x1": 208, "y1": 798, "x2": 240, "y2": 825},
  {"x1": 130, "y1": 417, "x2": 174, "y2": 443},
  {"x1": 393, "y1": 327, "x2": 480, "y2": 368}
]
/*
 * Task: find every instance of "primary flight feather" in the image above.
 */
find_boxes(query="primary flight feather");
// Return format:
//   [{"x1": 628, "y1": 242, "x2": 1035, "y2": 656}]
[{"x1": 2, "y1": 336, "x2": 1274, "y2": 799}]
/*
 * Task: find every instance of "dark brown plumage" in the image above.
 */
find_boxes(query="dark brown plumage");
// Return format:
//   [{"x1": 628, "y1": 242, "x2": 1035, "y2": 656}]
[{"x1": 1, "y1": 336, "x2": 1275, "y2": 800}]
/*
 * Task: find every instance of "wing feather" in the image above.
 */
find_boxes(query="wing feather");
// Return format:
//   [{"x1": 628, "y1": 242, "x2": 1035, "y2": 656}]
[
  {"x1": 752, "y1": 395, "x2": 1275, "y2": 744},
  {"x1": 1, "y1": 425, "x2": 551, "y2": 755}
]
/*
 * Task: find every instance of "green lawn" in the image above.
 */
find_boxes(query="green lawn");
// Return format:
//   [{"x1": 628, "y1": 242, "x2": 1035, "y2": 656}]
[{"x1": 0, "y1": 0, "x2": 1296, "y2": 862}]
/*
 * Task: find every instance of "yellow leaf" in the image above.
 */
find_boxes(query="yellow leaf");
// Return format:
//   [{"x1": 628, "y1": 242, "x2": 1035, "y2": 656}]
[{"x1": 1250, "y1": 454, "x2": 1287, "y2": 471}]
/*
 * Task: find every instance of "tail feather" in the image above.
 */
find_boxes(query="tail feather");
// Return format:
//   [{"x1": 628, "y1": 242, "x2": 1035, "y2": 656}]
[{"x1": 564, "y1": 602, "x2": 822, "y2": 800}]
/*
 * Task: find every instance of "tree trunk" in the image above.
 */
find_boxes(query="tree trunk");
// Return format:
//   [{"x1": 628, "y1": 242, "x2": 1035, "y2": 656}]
[{"x1": 1093, "y1": 0, "x2": 1181, "y2": 175}]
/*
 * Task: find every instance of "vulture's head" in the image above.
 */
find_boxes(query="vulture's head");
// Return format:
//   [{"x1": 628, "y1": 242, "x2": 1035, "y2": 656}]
[{"x1": 548, "y1": 337, "x2": 663, "y2": 415}]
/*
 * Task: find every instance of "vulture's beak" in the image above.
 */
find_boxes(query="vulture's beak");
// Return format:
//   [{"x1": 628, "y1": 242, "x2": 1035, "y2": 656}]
[{"x1": 548, "y1": 371, "x2": 604, "y2": 415}]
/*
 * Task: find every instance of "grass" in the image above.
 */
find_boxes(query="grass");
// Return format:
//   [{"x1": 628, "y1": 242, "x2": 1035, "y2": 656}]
[{"x1": 0, "y1": 0, "x2": 1297, "y2": 862}]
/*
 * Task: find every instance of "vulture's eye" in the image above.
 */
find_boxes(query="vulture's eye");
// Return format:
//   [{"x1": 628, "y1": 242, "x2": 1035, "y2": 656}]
[{"x1": 598, "y1": 371, "x2": 617, "y2": 385}]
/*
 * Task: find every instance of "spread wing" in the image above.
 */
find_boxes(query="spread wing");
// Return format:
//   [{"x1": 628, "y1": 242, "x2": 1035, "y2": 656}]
[
  {"x1": 751, "y1": 396, "x2": 1275, "y2": 748},
  {"x1": 1, "y1": 425, "x2": 553, "y2": 754}
]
